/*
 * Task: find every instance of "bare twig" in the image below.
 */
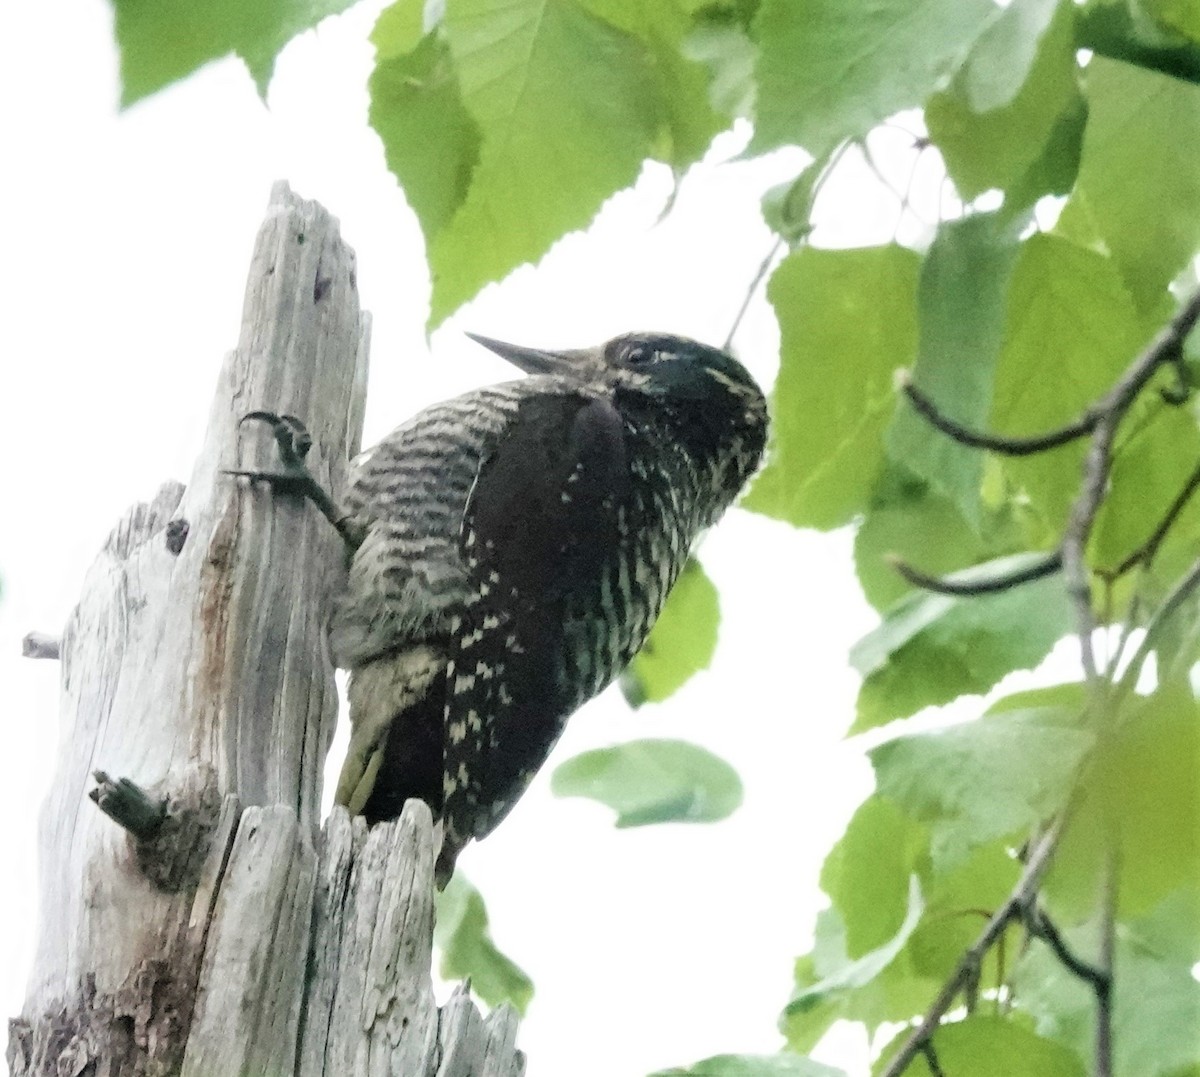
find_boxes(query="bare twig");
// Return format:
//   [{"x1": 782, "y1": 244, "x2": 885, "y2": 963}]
[
  {"x1": 880, "y1": 821, "x2": 1063, "y2": 1077},
  {"x1": 896, "y1": 372, "x2": 1099, "y2": 455},
  {"x1": 1024, "y1": 905, "x2": 1108, "y2": 991},
  {"x1": 1102, "y1": 458, "x2": 1200, "y2": 580},
  {"x1": 887, "y1": 552, "x2": 1062, "y2": 596},
  {"x1": 21, "y1": 632, "x2": 61, "y2": 660},
  {"x1": 1096, "y1": 851, "x2": 1117, "y2": 1077},
  {"x1": 1116, "y1": 552, "x2": 1200, "y2": 698},
  {"x1": 724, "y1": 238, "x2": 784, "y2": 352},
  {"x1": 920, "y1": 1041, "x2": 947, "y2": 1077},
  {"x1": 1062, "y1": 288, "x2": 1200, "y2": 681}
]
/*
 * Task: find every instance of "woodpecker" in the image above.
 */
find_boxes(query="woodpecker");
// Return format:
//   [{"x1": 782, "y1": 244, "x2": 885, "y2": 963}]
[{"x1": 234, "y1": 332, "x2": 767, "y2": 884}]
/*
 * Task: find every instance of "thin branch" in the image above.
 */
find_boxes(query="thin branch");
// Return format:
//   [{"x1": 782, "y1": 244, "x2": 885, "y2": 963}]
[
  {"x1": 1024, "y1": 905, "x2": 1108, "y2": 991},
  {"x1": 897, "y1": 372, "x2": 1098, "y2": 455},
  {"x1": 1062, "y1": 288, "x2": 1200, "y2": 681},
  {"x1": 880, "y1": 821, "x2": 1063, "y2": 1077},
  {"x1": 887, "y1": 551, "x2": 1062, "y2": 596},
  {"x1": 723, "y1": 238, "x2": 784, "y2": 352},
  {"x1": 1102, "y1": 458, "x2": 1200, "y2": 580},
  {"x1": 920, "y1": 1041, "x2": 947, "y2": 1077},
  {"x1": 1095, "y1": 851, "x2": 1117, "y2": 1077},
  {"x1": 1116, "y1": 552, "x2": 1200, "y2": 698}
]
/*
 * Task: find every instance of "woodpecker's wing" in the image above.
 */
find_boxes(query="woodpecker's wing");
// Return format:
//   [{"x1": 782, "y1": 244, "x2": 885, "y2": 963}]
[
  {"x1": 439, "y1": 389, "x2": 631, "y2": 860},
  {"x1": 461, "y1": 389, "x2": 629, "y2": 600}
]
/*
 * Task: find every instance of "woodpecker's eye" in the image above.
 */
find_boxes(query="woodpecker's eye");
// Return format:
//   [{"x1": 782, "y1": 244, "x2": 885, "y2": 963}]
[{"x1": 623, "y1": 344, "x2": 654, "y2": 366}]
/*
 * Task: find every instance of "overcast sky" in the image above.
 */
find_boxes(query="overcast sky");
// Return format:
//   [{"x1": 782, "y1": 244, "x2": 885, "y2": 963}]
[{"x1": 0, "y1": 4, "x2": 989, "y2": 1075}]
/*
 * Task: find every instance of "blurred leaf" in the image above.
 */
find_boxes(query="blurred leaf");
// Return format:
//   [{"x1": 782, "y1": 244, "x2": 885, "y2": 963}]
[
  {"x1": 871, "y1": 689, "x2": 1091, "y2": 872},
  {"x1": 370, "y1": 31, "x2": 481, "y2": 249},
  {"x1": 1145, "y1": 0, "x2": 1200, "y2": 43},
  {"x1": 989, "y1": 235, "x2": 1150, "y2": 536},
  {"x1": 415, "y1": 0, "x2": 726, "y2": 325},
  {"x1": 907, "y1": 841, "x2": 1022, "y2": 982},
  {"x1": 434, "y1": 874, "x2": 533, "y2": 1014},
  {"x1": 581, "y1": 0, "x2": 727, "y2": 164},
  {"x1": 1015, "y1": 889, "x2": 1200, "y2": 1077},
  {"x1": 551, "y1": 738, "x2": 742, "y2": 826},
  {"x1": 849, "y1": 554, "x2": 1072, "y2": 732},
  {"x1": 419, "y1": 0, "x2": 658, "y2": 325},
  {"x1": 782, "y1": 878, "x2": 926, "y2": 1043},
  {"x1": 874, "y1": 1015, "x2": 1086, "y2": 1077},
  {"x1": 886, "y1": 213, "x2": 1021, "y2": 526},
  {"x1": 1075, "y1": 0, "x2": 1200, "y2": 84},
  {"x1": 820, "y1": 797, "x2": 926, "y2": 959},
  {"x1": 112, "y1": 0, "x2": 357, "y2": 104},
  {"x1": 622, "y1": 560, "x2": 719, "y2": 706},
  {"x1": 1057, "y1": 57, "x2": 1200, "y2": 312},
  {"x1": 1047, "y1": 687, "x2": 1200, "y2": 919},
  {"x1": 372, "y1": 0, "x2": 427, "y2": 58},
  {"x1": 683, "y1": 15, "x2": 757, "y2": 119},
  {"x1": 750, "y1": 0, "x2": 993, "y2": 155},
  {"x1": 650, "y1": 1054, "x2": 845, "y2": 1077},
  {"x1": 744, "y1": 246, "x2": 920, "y2": 530},
  {"x1": 1092, "y1": 393, "x2": 1200, "y2": 583},
  {"x1": 925, "y1": 0, "x2": 1083, "y2": 204},
  {"x1": 760, "y1": 145, "x2": 843, "y2": 246}
]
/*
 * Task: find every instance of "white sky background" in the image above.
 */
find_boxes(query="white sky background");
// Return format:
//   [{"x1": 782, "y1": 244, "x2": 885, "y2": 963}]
[{"x1": 0, "y1": 4, "x2": 1000, "y2": 1075}]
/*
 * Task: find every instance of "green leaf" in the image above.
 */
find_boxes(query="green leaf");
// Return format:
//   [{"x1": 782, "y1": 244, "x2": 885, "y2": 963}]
[
  {"x1": 372, "y1": 0, "x2": 429, "y2": 59},
  {"x1": 782, "y1": 878, "x2": 926, "y2": 1040},
  {"x1": 750, "y1": 0, "x2": 994, "y2": 156},
  {"x1": 581, "y1": 0, "x2": 728, "y2": 165},
  {"x1": 875, "y1": 1016, "x2": 1087, "y2": 1077},
  {"x1": 434, "y1": 874, "x2": 533, "y2": 1014},
  {"x1": 744, "y1": 245, "x2": 920, "y2": 530},
  {"x1": 112, "y1": 0, "x2": 357, "y2": 105},
  {"x1": 925, "y1": 0, "x2": 1084, "y2": 204},
  {"x1": 369, "y1": 32, "x2": 482, "y2": 251},
  {"x1": 1144, "y1": 0, "x2": 1200, "y2": 52},
  {"x1": 907, "y1": 841, "x2": 1022, "y2": 982},
  {"x1": 621, "y1": 560, "x2": 719, "y2": 707},
  {"x1": 871, "y1": 689, "x2": 1092, "y2": 872},
  {"x1": 989, "y1": 235, "x2": 1150, "y2": 536},
  {"x1": 1075, "y1": 0, "x2": 1200, "y2": 85},
  {"x1": 1047, "y1": 687, "x2": 1200, "y2": 919},
  {"x1": 760, "y1": 145, "x2": 844, "y2": 247},
  {"x1": 886, "y1": 213, "x2": 1022, "y2": 526},
  {"x1": 1057, "y1": 57, "x2": 1200, "y2": 313},
  {"x1": 1015, "y1": 890, "x2": 1200, "y2": 1077},
  {"x1": 820, "y1": 797, "x2": 926, "y2": 959},
  {"x1": 650, "y1": 1054, "x2": 846, "y2": 1077},
  {"x1": 1092, "y1": 375, "x2": 1200, "y2": 583},
  {"x1": 424, "y1": 0, "x2": 661, "y2": 325},
  {"x1": 850, "y1": 554, "x2": 1072, "y2": 732},
  {"x1": 853, "y1": 464, "x2": 1030, "y2": 612},
  {"x1": 551, "y1": 738, "x2": 742, "y2": 827},
  {"x1": 683, "y1": 15, "x2": 758, "y2": 120}
]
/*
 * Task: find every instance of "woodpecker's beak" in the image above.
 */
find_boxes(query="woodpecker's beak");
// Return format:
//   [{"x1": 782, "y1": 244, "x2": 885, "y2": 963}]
[{"x1": 466, "y1": 333, "x2": 598, "y2": 377}]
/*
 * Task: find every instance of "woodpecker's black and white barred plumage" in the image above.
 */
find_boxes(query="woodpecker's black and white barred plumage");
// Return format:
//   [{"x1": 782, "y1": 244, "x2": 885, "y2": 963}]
[{"x1": 328, "y1": 332, "x2": 767, "y2": 883}]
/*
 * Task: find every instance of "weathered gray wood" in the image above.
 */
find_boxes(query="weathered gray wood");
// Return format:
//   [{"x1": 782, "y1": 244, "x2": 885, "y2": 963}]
[
  {"x1": 11, "y1": 183, "x2": 524, "y2": 1076},
  {"x1": 21, "y1": 632, "x2": 61, "y2": 659}
]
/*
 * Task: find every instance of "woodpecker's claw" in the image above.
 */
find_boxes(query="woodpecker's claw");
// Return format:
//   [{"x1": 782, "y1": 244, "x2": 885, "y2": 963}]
[
  {"x1": 226, "y1": 410, "x2": 365, "y2": 553},
  {"x1": 239, "y1": 411, "x2": 314, "y2": 467}
]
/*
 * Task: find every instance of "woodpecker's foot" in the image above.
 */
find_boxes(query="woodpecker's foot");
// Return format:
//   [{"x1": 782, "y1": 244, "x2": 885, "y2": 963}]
[
  {"x1": 225, "y1": 412, "x2": 322, "y2": 500},
  {"x1": 227, "y1": 411, "x2": 365, "y2": 551}
]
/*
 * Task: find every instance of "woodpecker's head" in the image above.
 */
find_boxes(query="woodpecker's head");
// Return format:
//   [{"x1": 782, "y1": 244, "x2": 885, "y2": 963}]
[
  {"x1": 468, "y1": 330, "x2": 768, "y2": 505},
  {"x1": 469, "y1": 330, "x2": 767, "y2": 431}
]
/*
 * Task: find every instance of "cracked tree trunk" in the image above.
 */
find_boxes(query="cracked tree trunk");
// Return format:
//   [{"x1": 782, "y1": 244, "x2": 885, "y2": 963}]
[{"x1": 8, "y1": 183, "x2": 524, "y2": 1077}]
